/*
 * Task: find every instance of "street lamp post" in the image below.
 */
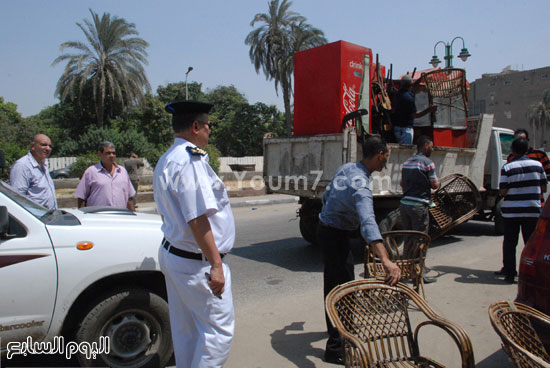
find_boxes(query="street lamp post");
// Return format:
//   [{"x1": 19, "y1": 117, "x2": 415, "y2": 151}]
[
  {"x1": 429, "y1": 36, "x2": 471, "y2": 68},
  {"x1": 185, "y1": 66, "x2": 193, "y2": 99}
]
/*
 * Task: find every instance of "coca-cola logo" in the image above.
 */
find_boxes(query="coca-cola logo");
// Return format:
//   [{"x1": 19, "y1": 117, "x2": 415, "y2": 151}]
[
  {"x1": 349, "y1": 61, "x2": 362, "y2": 70},
  {"x1": 342, "y1": 83, "x2": 357, "y2": 116}
]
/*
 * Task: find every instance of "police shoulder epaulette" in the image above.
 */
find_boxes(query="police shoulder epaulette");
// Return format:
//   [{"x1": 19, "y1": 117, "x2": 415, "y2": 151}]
[{"x1": 186, "y1": 146, "x2": 207, "y2": 156}]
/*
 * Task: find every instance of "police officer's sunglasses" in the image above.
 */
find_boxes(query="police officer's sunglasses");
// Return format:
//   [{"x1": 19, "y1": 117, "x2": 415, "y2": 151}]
[{"x1": 196, "y1": 120, "x2": 214, "y2": 129}]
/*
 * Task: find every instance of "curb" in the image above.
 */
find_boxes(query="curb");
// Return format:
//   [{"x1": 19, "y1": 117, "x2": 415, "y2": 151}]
[
  {"x1": 136, "y1": 196, "x2": 299, "y2": 214},
  {"x1": 230, "y1": 196, "x2": 299, "y2": 208}
]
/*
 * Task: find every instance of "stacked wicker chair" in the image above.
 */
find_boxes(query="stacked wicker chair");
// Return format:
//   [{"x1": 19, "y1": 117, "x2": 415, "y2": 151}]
[
  {"x1": 489, "y1": 301, "x2": 550, "y2": 367},
  {"x1": 326, "y1": 279, "x2": 474, "y2": 367},
  {"x1": 428, "y1": 173, "x2": 481, "y2": 240},
  {"x1": 365, "y1": 230, "x2": 431, "y2": 297}
]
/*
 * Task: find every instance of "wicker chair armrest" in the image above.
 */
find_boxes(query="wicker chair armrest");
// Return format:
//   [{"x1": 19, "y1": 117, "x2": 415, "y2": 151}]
[
  {"x1": 414, "y1": 319, "x2": 475, "y2": 368},
  {"x1": 338, "y1": 330, "x2": 371, "y2": 367}
]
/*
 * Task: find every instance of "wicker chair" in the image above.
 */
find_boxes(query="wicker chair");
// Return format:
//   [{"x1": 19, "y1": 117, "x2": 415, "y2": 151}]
[
  {"x1": 326, "y1": 279, "x2": 475, "y2": 367},
  {"x1": 488, "y1": 301, "x2": 550, "y2": 367},
  {"x1": 365, "y1": 230, "x2": 431, "y2": 297}
]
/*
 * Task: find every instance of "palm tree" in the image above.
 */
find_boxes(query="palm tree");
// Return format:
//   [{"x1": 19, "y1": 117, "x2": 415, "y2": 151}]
[
  {"x1": 245, "y1": 0, "x2": 326, "y2": 136},
  {"x1": 527, "y1": 90, "x2": 550, "y2": 148},
  {"x1": 53, "y1": 9, "x2": 150, "y2": 128}
]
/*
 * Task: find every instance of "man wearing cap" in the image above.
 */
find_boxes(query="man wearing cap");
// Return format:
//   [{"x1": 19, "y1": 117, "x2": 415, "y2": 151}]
[
  {"x1": 10, "y1": 134, "x2": 57, "y2": 210},
  {"x1": 154, "y1": 100, "x2": 235, "y2": 367},
  {"x1": 392, "y1": 75, "x2": 437, "y2": 145}
]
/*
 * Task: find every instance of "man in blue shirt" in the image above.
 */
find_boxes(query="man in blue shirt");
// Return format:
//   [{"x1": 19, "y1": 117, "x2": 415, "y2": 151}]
[
  {"x1": 318, "y1": 135, "x2": 401, "y2": 364},
  {"x1": 9, "y1": 134, "x2": 57, "y2": 210},
  {"x1": 392, "y1": 75, "x2": 436, "y2": 145}
]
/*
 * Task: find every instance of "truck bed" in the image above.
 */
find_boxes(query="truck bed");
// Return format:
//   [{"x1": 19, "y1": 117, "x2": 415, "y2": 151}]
[{"x1": 263, "y1": 115, "x2": 494, "y2": 199}]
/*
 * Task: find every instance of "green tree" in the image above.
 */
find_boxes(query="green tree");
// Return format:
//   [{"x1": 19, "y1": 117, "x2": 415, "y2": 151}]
[
  {"x1": 213, "y1": 102, "x2": 284, "y2": 157},
  {"x1": 157, "y1": 82, "x2": 205, "y2": 104},
  {"x1": 245, "y1": 0, "x2": 326, "y2": 136},
  {"x1": 52, "y1": 9, "x2": 151, "y2": 128},
  {"x1": 527, "y1": 89, "x2": 550, "y2": 148}
]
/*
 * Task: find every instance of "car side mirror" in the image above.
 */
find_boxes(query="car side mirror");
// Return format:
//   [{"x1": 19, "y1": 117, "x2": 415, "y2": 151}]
[{"x1": 0, "y1": 206, "x2": 16, "y2": 240}]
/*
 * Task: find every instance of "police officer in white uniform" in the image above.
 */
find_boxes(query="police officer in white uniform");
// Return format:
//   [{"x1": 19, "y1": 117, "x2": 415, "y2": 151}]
[{"x1": 153, "y1": 100, "x2": 235, "y2": 367}]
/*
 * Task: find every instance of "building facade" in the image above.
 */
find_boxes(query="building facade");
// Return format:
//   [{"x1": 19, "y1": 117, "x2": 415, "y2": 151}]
[{"x1": 469, "y1": 66, "x2": 550, "y2": 149}]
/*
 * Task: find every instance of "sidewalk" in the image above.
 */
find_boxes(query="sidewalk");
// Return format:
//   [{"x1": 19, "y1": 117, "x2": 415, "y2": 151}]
[{"x1": 136, "y1": 194, "x2": 299, "y2": 214}]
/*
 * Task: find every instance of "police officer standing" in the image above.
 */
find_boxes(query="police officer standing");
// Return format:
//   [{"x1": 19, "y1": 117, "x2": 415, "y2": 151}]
[{"x1": 153, "y1": 101, "x2": 235, "y2": 367}]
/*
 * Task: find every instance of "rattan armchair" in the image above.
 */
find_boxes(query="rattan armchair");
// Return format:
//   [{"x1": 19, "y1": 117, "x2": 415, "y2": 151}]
[
  {"x1": 365, "y1": 230, "x2": 431, "y2": 297},
  {"x1": 489, "y1": 301, "x2": 550, "y2": 367},
  {"x1": 326, "y1": 279, "x2": 474, "y2": 367}
]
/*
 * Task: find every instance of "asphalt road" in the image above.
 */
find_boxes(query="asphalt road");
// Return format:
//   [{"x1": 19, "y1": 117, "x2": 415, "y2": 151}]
[
  {"x1": 3, "y1": 201, "x2": 520, "y2": 367},
  {"x1": 225, "y1": 202, "x2": 518, "y2": 368}
]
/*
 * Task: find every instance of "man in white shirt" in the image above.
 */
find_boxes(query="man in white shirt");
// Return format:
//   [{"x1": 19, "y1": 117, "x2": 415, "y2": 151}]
[{"x1": 153, "y1": 100, "x2": 235, "y2": 367}]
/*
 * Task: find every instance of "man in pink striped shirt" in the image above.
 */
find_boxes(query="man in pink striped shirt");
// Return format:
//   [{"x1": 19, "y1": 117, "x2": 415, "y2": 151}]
[{"x1": 75, "y1": 142, "x2": 136, "y2": 211}]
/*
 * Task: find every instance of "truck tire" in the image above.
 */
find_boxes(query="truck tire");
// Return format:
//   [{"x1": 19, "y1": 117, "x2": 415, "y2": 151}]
[
  {"x1": 378, "y1": 208, "x2": 403, "y2": 233},
  {"x1": 76, "y1": 289, "x2": 173, "y2": 368},
  {"x1": 298, "y1": 199, "x2": 322, "y2": 245},
  {"x1": 494, "y1": 199, "x2": 504, "y2": 235}
]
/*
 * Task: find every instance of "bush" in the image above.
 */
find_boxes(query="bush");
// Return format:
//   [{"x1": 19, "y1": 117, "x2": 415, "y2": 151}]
[
  {"x1": 71, "y1": 152, "x2": 99, "y2": 179},
  {"x1": 205, "y1": 144, "x2": 221, "y2": 174},
  {"x1": 1, "y1": 142, "x2": 28, "y2": 181}
]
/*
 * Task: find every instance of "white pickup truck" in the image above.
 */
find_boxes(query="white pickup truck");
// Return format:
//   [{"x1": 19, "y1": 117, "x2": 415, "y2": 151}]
[
  {"x1": 0, "y1": 180, "x2": 172, "y2": 367},
  {"x1": 263, "y1": 114, "x2": 515, "y2": 242}
]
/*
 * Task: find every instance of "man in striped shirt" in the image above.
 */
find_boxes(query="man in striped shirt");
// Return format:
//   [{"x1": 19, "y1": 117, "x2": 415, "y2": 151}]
[
  {"x1": 400, "y1": 136, "x2": 440, "y2": 283},
  {"x1": 400, "y1": 135, "x2": 440, "y2": 234},
  {"x1": 498, "y1": 137, "x2": 547, "y2": 283},
  {"x1": 506, "y1": 128, "x2": 550, "y2": 204}
]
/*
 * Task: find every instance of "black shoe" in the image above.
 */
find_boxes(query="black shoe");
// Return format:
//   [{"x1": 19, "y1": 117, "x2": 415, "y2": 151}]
[
  {"x1": 494, "y1": 268, "x2": 517, "y2": 276},
  {"x1": 503, "y1": 275, "x2": 516, "y2": 284},
  {"x1": 423, "y1": 276, "x2": 436, "y2": 284},
  {"x1": 324, "y1": 351, "x2": 344, "y2": 365}
]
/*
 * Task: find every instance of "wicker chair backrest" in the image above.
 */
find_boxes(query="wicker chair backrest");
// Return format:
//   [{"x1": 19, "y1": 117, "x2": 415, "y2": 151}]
[
  {"x1": 489, "y1": 302, "x2": 550, "y2": 368},
  {"x1": 334, "y1": 285, "x2": 414, "y2": 362}
]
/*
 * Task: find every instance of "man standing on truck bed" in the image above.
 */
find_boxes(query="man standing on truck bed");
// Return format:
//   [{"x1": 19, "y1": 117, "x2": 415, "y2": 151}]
[
  {"x1": 497, "y1": 137, "x2": 547, "y2": 283},
  {"x1": 154, "y1": 100, "x2": 235, "y2": 367},
  {"x1": 317, "y1": 134, "x2": 401, "y2": 365},
  {"x1": 392, "y1": 75, "x2": 437, "y2": 145}
]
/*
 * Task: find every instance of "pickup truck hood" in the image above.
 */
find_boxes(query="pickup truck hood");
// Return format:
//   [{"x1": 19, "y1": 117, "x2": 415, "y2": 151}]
[
  {"x1": 45, "y1": 208, "x2": 163, "y2": 253},
  {"x1": 61, "y1": 208, "x2": 163, "y2": 229}
]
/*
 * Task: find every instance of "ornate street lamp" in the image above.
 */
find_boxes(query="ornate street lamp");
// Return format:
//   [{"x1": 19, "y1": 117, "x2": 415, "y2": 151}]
[
  {"x1": 430, "y1": 37, "x2": 471, "y2": 68},
  {"x1": 185, "y1": 66, "x2": 193, "y2": 99}
]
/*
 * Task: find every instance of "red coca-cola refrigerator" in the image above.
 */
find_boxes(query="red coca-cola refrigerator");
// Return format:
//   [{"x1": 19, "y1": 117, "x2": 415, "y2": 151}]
[{"x1": 293, "y1": 40, "x2": 375, "y2": 136}]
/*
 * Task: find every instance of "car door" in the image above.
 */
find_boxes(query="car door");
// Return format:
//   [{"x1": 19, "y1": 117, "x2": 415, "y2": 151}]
[{"x1": 0, "y1": 192, "x2": 57, "y2": 349}]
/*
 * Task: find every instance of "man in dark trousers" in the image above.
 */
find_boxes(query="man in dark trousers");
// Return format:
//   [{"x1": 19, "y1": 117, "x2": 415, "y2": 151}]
[
  {"x1": 317, "y1": 134, "x2": 401, "y2": 365},
  {"x1": 497, "y1": 137, "x2": 547, "y2": 283}
]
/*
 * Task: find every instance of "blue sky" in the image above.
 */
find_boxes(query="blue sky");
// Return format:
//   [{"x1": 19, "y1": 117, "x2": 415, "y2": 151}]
[{"x1": 1, "y1": 0, "x2": 548, "y2": 117}]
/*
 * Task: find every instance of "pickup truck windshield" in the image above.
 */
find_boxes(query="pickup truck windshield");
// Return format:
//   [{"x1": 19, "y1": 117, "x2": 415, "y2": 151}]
[
  {"x1": 500, "y1": 134, "x2": 514, "y2": 157},
  {"x1": 0, "y1": 180, "x2": 52, "y2": 219}
]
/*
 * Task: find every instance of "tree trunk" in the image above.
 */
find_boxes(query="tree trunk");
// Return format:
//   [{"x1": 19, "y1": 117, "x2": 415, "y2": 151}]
[{"x1": 282, "y1": 78, "x2": 292, "y2": 137}]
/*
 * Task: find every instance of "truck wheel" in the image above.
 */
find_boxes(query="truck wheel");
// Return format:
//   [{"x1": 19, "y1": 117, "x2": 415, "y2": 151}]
[
  {"x1": 298, "y1": 199, "x2": 322, "y2": 245},
  {"x1": 299, "y1": 215, "x2": 319, "y2": 245},
  {"x1": 76, "y1": 289, "x2": 173, "y2": 368},
  {"x1": 494, "y1": 200, "x2": 504, "y2": 235},
  {"x1": 378, "y1": 209, "x2": 403, "y2": 233}
]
